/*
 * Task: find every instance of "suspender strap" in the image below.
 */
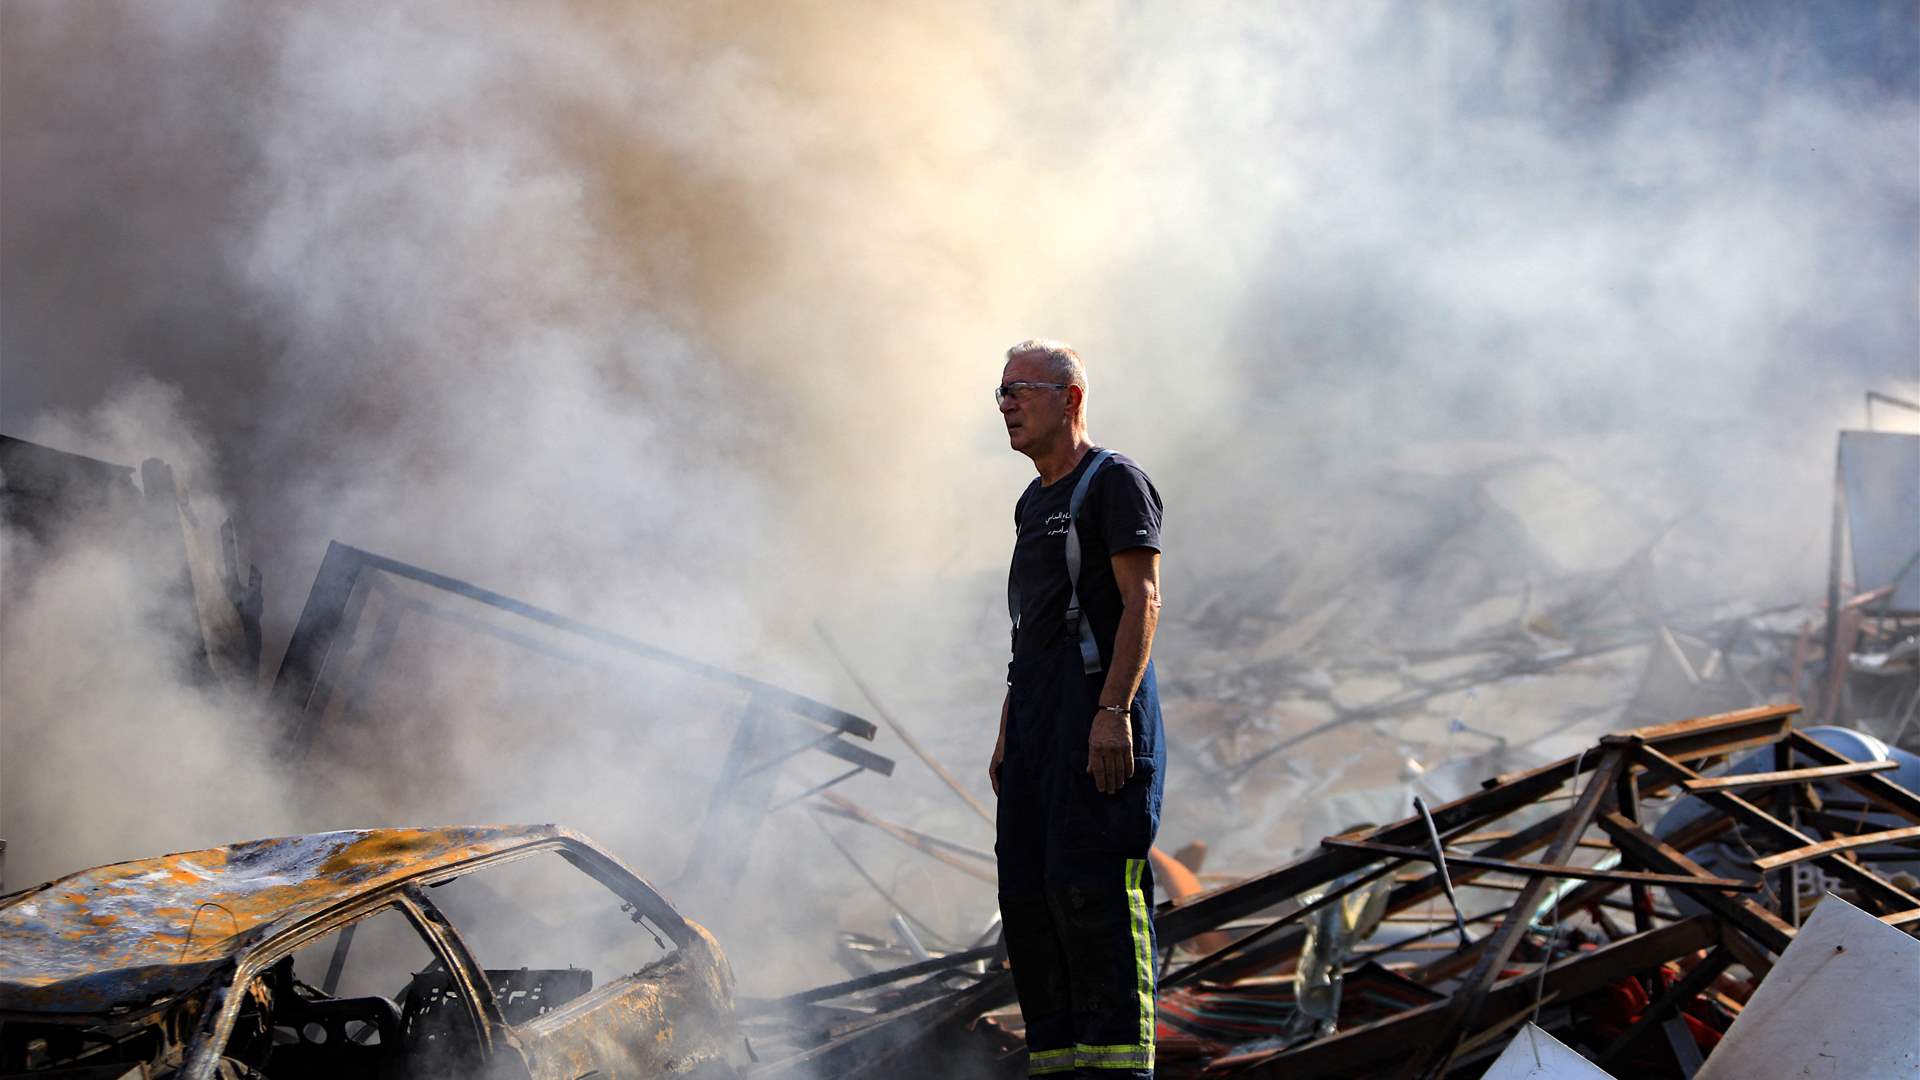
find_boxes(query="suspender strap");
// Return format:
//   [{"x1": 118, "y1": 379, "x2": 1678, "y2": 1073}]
[
  {"x1": 1008, "y1": 520, "x2": 1023, "y2": 645},
  {"x1": 1065, "y1": 450, "x2": 1114, "y2": 674},
  {"x1": 1007, "y1": 449, "x2": 1115, "y2": 674}
]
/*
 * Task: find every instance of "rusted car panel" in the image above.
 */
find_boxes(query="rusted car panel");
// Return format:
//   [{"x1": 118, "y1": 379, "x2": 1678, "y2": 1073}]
[
  {"x1": 0, "y1": 826, "x2": 739, "y2": 1079},
  {"x1": 511, "y1": 921, "x2": 737, "y2": 1080},
  {"x1": 0, "y1": 827, "x2": 556, "y2": 1013}
]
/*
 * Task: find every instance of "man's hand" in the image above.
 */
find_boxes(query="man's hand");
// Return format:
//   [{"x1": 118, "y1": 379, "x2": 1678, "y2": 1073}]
[
  {"x1": 989, "y1": 733, "x2": 1007, "y2": 797},
  {"x1": 1087, "y1": 710, "x2": 1135, "y2": 795}
]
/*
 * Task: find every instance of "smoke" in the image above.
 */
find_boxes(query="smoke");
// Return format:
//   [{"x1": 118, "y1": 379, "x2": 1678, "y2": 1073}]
[
  {"x1": 3, "y1": 0, "x2": 1916, "y2": 998},
  {"x1": 0, "y1": 384, "x2": 293, "y2": 878}
]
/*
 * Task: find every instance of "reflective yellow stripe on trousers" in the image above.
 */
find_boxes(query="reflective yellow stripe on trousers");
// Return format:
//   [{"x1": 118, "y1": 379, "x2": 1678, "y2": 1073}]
[
  {"x1": 1069, "y1": 857, "x2": 1156, "y2": 1072},
  {"x1": 1027, "y1": 859, "x2": 1156, "y2": 1075}
]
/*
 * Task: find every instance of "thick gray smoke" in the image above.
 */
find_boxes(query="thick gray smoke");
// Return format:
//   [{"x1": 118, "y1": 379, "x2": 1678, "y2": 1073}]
[{"x1": 4, "y1": 0, "x2": 1916, "y2": 994}]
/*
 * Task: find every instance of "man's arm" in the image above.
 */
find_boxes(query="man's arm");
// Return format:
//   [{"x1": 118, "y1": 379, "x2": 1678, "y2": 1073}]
[
  {"x1": 1088, "y1": 547, "x2": 1161, "y2": 795},
  {"x1": 990, "y1": 689, "x2": 1010, "y2": 796}
]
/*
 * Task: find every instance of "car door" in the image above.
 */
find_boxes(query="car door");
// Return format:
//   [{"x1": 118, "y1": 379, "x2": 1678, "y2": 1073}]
[
  {"x1": 189, "y1": 893, "x2": 529, "y2": 1080},
  {"x1": 419, "y1": 843, "x2": 736, "y2": 1080}
]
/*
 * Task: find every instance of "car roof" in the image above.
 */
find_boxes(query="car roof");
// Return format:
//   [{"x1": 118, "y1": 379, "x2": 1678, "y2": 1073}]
[{"x1": 0, "y1": 825, "x2": 574, "y2": 1014}]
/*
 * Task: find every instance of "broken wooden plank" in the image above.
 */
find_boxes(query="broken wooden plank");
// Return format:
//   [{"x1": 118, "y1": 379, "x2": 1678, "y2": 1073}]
[
  {"x1": 1634, "y1": 745, "x2": 1920, "y2": 915},
  {"x1": 1799, "y1": 808, "x2": 1920, "y2": 842},
  {"x1": 1681, "y1": 759, "x2": 1898, "y2": 793},
  {"x1": 1607, "y1": 703, "x2": 1800, "y2": 763},
  {"x1": 1322, "y1": 838, "x2": 1761, "y2": 892},
  {"x1": 1784, "y1": 730, "x2": 1920, "y2": 823},
  {"x1": 1750, "y1": 825, "x2": 1920, "y2": 873}
]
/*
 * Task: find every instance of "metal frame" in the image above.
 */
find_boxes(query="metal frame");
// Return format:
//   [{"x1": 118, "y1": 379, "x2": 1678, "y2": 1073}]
[
  {"x1": 744, "y1": 703, "x2": 1920, "y2": 1079},
  {"x1": 269, "y1": 541, "x2": 894, "y2": 887}
]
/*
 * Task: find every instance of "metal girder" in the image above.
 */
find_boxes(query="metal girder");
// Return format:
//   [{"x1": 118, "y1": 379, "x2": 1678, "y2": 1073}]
[
  {"x1": 1597, "y1": 811, "x2": 1796, "y2": 954},
  {"x1": 1634, "y1": 745, "x2": 1920, "y2": 915},
  {"x1": 1222, "y1": 917, "x2": 1717, "y2": 1080},
  {"x1": 1409, "y1": 750, "x2": 1629, "y2": 1077},
  {"x1": 1321, "y1": 837, "x2": 1760, "y2": 892}
]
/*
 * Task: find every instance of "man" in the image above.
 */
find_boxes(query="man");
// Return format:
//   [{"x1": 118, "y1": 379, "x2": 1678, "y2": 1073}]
[{"x1": 990, "y1": 339, "x2": 1165, "y2": 1078}]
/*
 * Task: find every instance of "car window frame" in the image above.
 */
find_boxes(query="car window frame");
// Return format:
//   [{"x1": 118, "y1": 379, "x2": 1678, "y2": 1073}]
[
  {"x1": 179, "y1": 887, "x2": 499, "y2": 1080},
  {"x1": 404, "y1": 838, "x2": 693, "y2": 1035}
]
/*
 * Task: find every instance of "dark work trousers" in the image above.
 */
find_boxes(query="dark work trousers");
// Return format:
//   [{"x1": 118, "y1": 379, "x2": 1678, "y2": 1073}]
[{"x1": 997, "y1": 640, "x2": 1165, "y2": 1078}]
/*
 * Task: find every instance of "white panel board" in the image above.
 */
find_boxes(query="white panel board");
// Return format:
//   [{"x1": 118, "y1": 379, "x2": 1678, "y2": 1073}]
[
  {"x1": 1839, "y1": 430, "x2": 1920, "y2": 614},
  {"x1": 1696, "y1": 895, "x2": 1920, "y2": 1080},
  {"x1": 1481, "y1": 1023, "x2": 1613, "y2": 1080}
]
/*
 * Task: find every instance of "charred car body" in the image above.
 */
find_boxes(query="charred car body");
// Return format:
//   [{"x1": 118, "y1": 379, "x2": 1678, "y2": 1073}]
[{"x1": 0, "y1": 826, "x2": 738, "y2": 1079}]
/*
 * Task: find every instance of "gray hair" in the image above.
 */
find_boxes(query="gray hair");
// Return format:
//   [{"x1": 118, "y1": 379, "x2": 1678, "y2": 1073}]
[{"x1": 1005, "y1": 339, "x2": 1087, "y2": 390}]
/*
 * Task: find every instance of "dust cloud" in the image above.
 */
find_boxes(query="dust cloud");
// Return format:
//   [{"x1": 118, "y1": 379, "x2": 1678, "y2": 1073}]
[{"x1": 3, "y1": 0, "x2": 1916, "y2": 995}]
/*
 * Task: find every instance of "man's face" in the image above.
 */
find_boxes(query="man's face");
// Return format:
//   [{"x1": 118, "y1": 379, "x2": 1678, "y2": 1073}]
[{"x1": 999, "y1": 356, "x2": 1074, "y2": 456}]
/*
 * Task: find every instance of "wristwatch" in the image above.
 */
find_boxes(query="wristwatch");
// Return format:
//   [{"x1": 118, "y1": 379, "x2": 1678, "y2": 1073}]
[{"x1": 1097, "y1": 704, "x2": 1130, "y2": 717}]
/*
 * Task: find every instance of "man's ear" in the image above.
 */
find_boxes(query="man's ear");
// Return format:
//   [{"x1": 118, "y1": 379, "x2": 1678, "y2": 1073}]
[{"x1": 1069, "y1": 384, "x2": 1085, "y2": 420}]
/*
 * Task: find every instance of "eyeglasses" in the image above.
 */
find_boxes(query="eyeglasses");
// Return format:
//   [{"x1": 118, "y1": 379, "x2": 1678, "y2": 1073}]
[{"x1": 994, "y1": 381, "x2": 1071, "y2": 404}]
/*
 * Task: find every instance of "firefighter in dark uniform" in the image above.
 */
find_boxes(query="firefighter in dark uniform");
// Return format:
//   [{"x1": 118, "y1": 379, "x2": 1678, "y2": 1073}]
[{"x1": 990, "y1": 339, "x2": 1165, "y2": 1078}]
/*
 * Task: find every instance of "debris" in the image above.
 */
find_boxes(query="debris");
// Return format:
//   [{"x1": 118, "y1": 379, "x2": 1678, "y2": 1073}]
[
  {"x1": 9, "y1": 423, "x2": 1919, "y2": 1078},
  {"x1": 811, "y1": 791, "x2": 995, "y2": 883},
  {"x1": 816, "y1": 621, "x2": 995, "y2": 826},
  {"x1": 758, "y1": 704, "x2": 1920, "y2": 1078},
  {"x1": 1482, "y1": 1023, "x2": 1613, "y2": 1080},
  {"x1": 1819, "y1": 426, "x2": 1920, "y2": 743},
  {"x1": 1853, "y1": 635, "x2": 1920, "y2": 676},
  {"x1": 0, "y1": 435, "x2": 262, "y2": 689},
  {"x1": 1693, "y1": 894, "x2": 1920, "y2": 1080},
  {"x1": 1287, "y1": 862, "x2": 1392, "y2": 1041},
  {"x1": 0, "y1": 826, "x2": 738, "y2": 1078},
  {"x1": 269, "y1": 540, "x2": 896, "y2": 891}
]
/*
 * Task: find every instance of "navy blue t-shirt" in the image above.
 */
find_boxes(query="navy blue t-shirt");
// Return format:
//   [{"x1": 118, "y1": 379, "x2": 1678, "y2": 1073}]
[{"x1": 1008, "y1": 448, "x2": 1163, "y2": 675}]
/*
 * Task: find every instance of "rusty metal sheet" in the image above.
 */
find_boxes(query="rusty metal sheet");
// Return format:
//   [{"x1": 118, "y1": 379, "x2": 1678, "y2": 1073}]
[{"x1": 0, "y1": 825, "x2": 567, "y2": 1013}]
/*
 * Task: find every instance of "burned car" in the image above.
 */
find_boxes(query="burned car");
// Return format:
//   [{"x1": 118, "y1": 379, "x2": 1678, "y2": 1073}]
[{"x1": 0, "y1": 826, "x2": 738, "y2": 1079}]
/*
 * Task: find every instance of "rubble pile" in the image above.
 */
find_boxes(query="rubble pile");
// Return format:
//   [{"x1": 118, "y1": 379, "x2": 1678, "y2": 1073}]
[
  {"x1": 744, "y1": 704, "x2": 1920, "y2": 1078},
  {"x1": 3, "y1": 418, "x2": 1915, "y2": 1077},
  {"x1": 1141, "y1": 439, "x2": 1919, "y2": 871}
]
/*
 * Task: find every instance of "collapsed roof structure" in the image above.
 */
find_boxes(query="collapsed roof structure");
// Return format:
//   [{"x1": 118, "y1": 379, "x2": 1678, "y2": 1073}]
[{"x1": 740, "y1": 704, "x2": 1920, "y2": 1078}]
